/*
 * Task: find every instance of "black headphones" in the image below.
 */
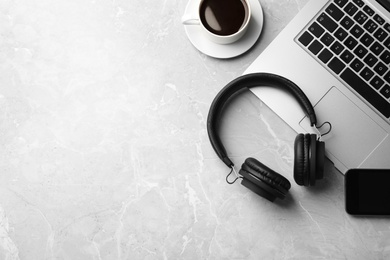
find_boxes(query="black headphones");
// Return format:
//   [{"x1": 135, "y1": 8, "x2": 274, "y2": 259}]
[{"x1": 207, "y1": 73, "x2": 328, "y2": 202}]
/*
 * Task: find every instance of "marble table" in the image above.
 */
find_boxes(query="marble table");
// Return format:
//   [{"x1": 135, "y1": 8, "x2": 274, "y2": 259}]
[{"x1": 0, "y1": 0, "x2": 389, "y2": 259}]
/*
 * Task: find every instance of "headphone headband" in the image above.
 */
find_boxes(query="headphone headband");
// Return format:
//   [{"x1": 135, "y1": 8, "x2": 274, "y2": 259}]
[{"x1": 207, "y1": 73, "x2": 317, "y2": 168}]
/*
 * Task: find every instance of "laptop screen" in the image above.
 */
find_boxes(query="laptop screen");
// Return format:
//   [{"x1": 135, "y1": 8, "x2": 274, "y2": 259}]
[{"x1": 377, "y1": 0, "x2": 390, "y2": 11}]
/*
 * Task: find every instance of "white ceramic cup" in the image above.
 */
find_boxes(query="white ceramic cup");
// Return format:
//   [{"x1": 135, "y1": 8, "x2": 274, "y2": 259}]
[{"x1": 181, "y1": 0, "x2": 251, "y2": 45}]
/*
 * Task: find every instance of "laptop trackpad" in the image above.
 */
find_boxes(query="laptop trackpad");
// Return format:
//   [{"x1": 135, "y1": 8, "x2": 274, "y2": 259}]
[{"x1": 300, "y1": 87, "x2": 387, "y2": 169}]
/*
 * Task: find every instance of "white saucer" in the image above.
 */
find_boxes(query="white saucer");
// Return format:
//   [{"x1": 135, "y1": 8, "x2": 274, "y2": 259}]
[{"x1": 182, "y1": 0, "x2": 264, "y2": 59}]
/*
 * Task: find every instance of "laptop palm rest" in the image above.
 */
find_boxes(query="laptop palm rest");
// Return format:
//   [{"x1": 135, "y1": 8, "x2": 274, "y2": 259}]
[{"x1": 300, "y1": 87, "x2": 387, "y2": 171}]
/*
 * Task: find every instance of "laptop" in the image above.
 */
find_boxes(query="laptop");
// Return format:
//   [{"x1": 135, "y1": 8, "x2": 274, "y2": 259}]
[{"x1": 244, "y1": 0, "x2": 390, "y2": 174}]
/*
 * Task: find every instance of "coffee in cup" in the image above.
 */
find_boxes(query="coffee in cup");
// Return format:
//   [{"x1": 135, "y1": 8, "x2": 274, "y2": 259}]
[{"x1": 182, "y1": 0, "x2": 251, "y2": 44}]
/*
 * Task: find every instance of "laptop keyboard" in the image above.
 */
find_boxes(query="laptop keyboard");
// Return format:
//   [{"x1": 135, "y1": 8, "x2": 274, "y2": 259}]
[{"x1": 297, "y1": 0, "x2": 390, "y2": 121}]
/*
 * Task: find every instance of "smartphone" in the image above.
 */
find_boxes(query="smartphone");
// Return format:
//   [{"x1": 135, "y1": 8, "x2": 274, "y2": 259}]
[{"x1": 345, "y1": 169, "x2": 390, "y2": 215}]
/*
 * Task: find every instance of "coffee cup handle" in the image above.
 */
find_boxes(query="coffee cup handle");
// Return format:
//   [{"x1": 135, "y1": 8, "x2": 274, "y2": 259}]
[{"x1": 181, "y1": 14, "x2": 200, "y2": 25}]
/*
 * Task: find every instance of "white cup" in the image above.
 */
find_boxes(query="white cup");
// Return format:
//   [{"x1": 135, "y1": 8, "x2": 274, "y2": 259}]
[{"x1": 182, "y1": 0, "x2": 251, "y2": 45}]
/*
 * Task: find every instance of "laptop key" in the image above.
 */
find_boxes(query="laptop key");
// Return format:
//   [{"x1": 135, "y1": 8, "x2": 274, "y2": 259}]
[
  {"x1": 354, "y1": 44, "x2": 368, "y2": 58},
  {"x1": 308, "y1": 22, "x2": 325, "y2": 37},
  {"x1": 360, "y1": 33, "x2": 374, "y2": 47},
  {"x1": 370, "y1": 76, "x2": 385, "y2": 90},
  {"x1": 360, "y1": 67, "x2": 374, "y2": 81},
  {"x1": 298, "y1": 32, "x2": 314, "y2": 46},
  {"x1": 328, "y1": 57, "x2": 346, "y2": 74},
  {"x1": 326, "y1": 3, "x2": 344, "y2": 21},
  {"x1": 363, "y1": 5, "x2": 375, "y2": 16},
  {"x1": 331, "y1": 41, "x2": 345, "y2": 55},
  {"x1": 351, "y1": 24, "x2": 364, "y2": 38},
  {"x1": 341, "y1": 68, "x2": 390, "y2": 118},
  {"x1": 340, "y1": 16, "x2": 355, "y2": 30},
  {"x1": 370, "y1": 41, "x2": 384, "y2": 55},
  {"x1": 308, "y1": 40, "x2": 324, "y2": 55},
  {"x1": 341, "y1": 49, "x2": 354, "y2": 64},
  {"x1": 334, "y1": 27, "x2": 348, "y2": 41},
  {"x1": 374, "y1": 62, "x2": 388, "y2": 76},
  {"x1": 354, "y1": 11, "x2": 368, "y2": 25},
  {"x1": 385, "y1": 37, "x2": 390, "y2": 49},
  {"x1": 380, "y1": 50, "x2": 390, "y2": 65},
  {"x1": 364, "y1": 19, "x2": 378, "y2": 33},
  {"x1": 319, "y1": 48, "x2": 334, "y2": 63},
  {"x1": 351, "y1": 58, "x2": 364, "y2": 72},
  {"x1": 345, "y1": 36, "x2": 358, "y2": 50},
  {"x1": 384, "y1": 71, "x2": 390, "y2": 84},
  {"x1": 334, "y1": 0, "x2": 348, "y2": 8},
  {"x1": 344, "y1": 2, "x2": 358, "y2": 16},
  {"x1": 321, "y1": 32, "x2": 335, "y2": 46},
  {"x1": 352, "y1": 0, "x2": 365, "y2": 8},
  {"x1": 364, "y1": 53, "x2": 378, "y2": 67},
  {"x1": 374, "y1": 14, "x2": 385, "y2": 25},
  {"x1": 373, "y1": 28, "x2": 388, "y2": 42},
  {"x1": 385, "y1": 23, "x2": 390, "y2": 33},
  {"x1": 380, "y1": 85, "x2": 390, "y2": 99},
  {"x1": 317, "y1": 13, "x2": 338, "y2": 32}
]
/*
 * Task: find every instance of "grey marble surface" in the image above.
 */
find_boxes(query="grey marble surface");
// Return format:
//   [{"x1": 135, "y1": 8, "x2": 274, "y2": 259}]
[{"x1": 0, "y1": 0, "x2": 389, "y2": 259}]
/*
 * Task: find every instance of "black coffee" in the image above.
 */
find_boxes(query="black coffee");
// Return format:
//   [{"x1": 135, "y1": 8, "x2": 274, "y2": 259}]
[{"x1": 199, "y1": 0, "x2": 249, "y2": 36}]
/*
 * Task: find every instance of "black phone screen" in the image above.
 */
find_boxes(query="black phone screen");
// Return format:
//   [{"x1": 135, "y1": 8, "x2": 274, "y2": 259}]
[{"x1": 345, "y1": 169, "x2": 390, "y2": 215}]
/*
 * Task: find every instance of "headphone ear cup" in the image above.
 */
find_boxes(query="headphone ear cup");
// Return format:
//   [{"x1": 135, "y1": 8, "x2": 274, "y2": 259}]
[
  {"x1": 239, "y1": 158, "x2": 291, "y2": 201},
  {"x1": 294, "y1": 134, "x2": 311, "y2": 186},
  {"x1": 240, "y1": 176, "x2": 280, "y2": 202},
  {"x1": 244, "y1": 158, "x2": 291, "y2": 191},
  {"x1": 316, "y1": 140, "x2": 325, "y2": 180},
  {"x1": 294, "y1": 134, "x2": 326, "y2": 186},
  {"x1": 309, "y1": 134, "x2": 317, "y2": 186}
]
